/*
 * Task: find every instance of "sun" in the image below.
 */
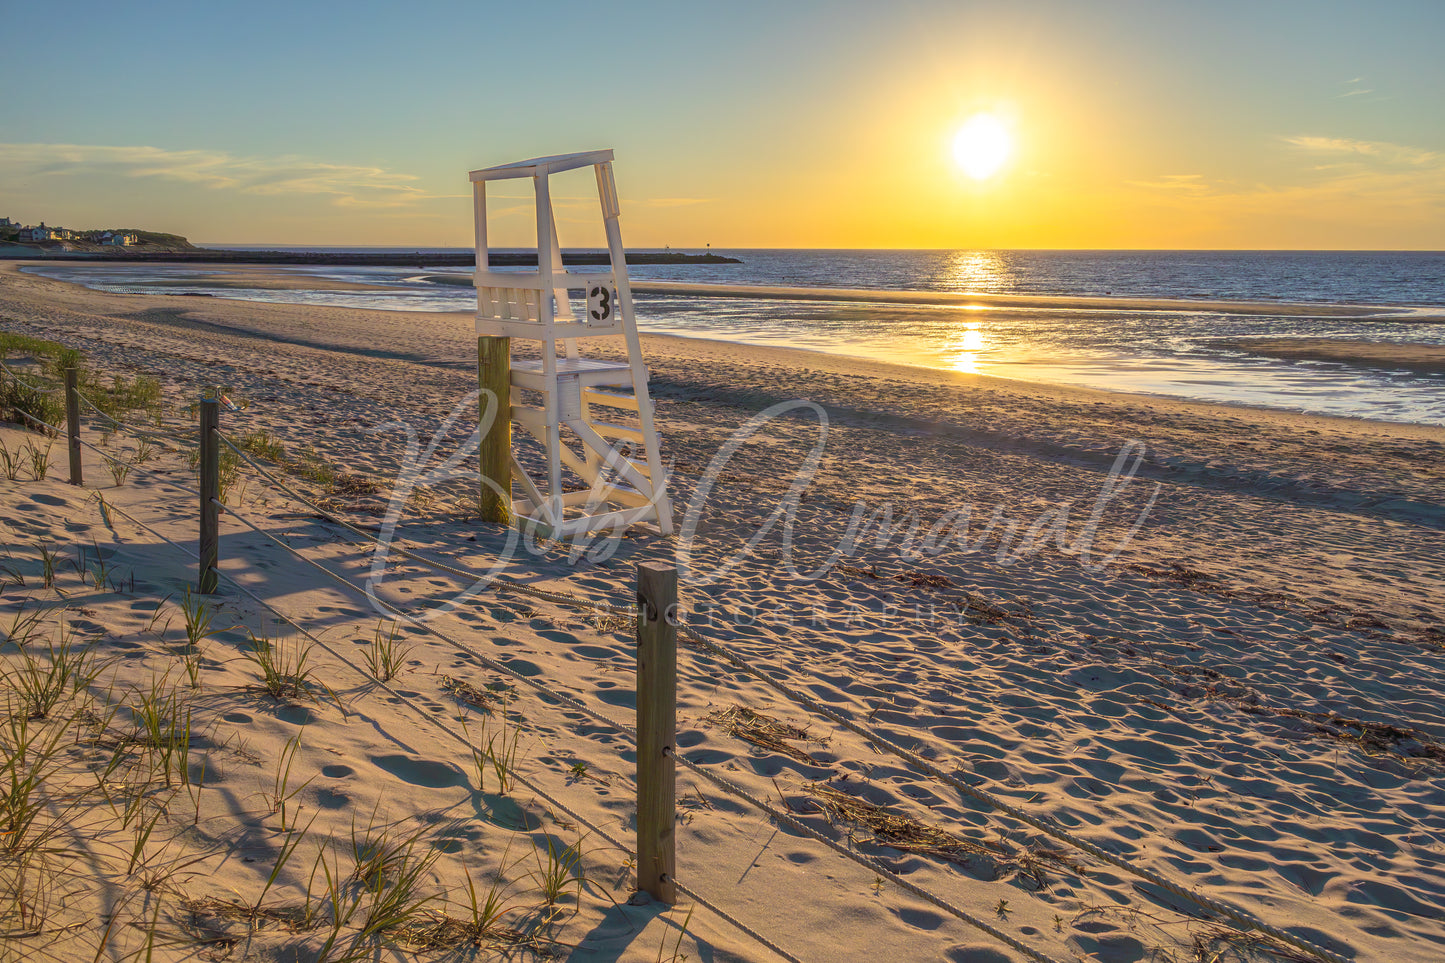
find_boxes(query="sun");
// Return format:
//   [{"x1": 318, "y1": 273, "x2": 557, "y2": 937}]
[{"x1": 952, "y1": 113, "x2": 1012, "y2": 180}]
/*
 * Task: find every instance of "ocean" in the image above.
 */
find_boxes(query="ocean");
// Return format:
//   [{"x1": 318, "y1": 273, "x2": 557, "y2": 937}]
[{"x1": 22, "y1": 249, "x2": 1445, "y2": 426}]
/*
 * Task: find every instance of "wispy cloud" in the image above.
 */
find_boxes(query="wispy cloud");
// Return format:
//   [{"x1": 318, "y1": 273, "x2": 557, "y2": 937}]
[
  {"x1": 1115, "y1": 134, "x2": 1445, "y2": 244},
  {"x1": 0, "y1": 142, "x2": 468, "y2": 207},
  {"x1": 1282, "y1": 135, "x2": 1438, "y2": 166},
  {"x1": 1125, "y1": 173, "x2": 1209, "y2": 193},
  {"x1": 1338, "y1": 77, "x2": 1374, "y2": 99}
]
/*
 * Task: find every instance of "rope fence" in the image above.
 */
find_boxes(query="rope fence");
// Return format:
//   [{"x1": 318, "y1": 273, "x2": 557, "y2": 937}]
[
  {"x1": 9, "y1": 403, "x2": 201, "y2": 501},
  {"x1": 40, "y1": 409, "x2": 808, "y2": 962},
  {"x1": 0, "y1": 356, "x2": 68, "y2": 395},
  {"x1": 90, "y1": 499, "x2": 662, "y2": 947},
  {"x1": 79, "y1": 393, "x2": 195, "y2": 450},
  {"x1": 1, "y1": 372, "x2": 1355, "y2": 963}
]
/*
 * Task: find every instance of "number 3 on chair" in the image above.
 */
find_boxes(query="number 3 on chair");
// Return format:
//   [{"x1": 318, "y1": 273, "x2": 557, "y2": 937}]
[{"x1": 587, "y1": 284, "x2": 615, "y2": 323}]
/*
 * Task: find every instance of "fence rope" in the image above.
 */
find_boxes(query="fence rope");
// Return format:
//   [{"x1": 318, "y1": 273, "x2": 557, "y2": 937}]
[
  {"x1": 92, "y1": 494, "x2": 803, "y2": 963},
  {"x1": 77, "y1": 393, "x2": 195, "y2": 449},
  {"x1": 0, "y1": 357, "x2": 67, "y2": 395},
  {"x1": 10, "y1": 405, "x2": 202, "y2": 500},
  {"x1": 83, "y1": 439, "x2": 201, "y2": 498},
  {"x1": 669, "y1": 751, "x2": 1063, "y2": 963},
  {"x1": 9, "y1": 407, "x2": 65, "y2": 436}
]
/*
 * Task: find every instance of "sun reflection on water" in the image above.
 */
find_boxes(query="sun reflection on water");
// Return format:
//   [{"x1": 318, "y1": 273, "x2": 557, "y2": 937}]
[
  {"x1": 947, "y1": 250, "x2": 1008, "y2": 293},
  {"x1": 946, "y1": 320, "x2": 988, "y2": 373}
]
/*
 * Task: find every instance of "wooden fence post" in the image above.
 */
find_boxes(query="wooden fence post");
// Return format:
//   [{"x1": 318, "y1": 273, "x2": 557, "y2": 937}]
[
  {"x1": 478, "y1": 336, "x2": 511, "y2": 524},
  {"x1": 198, "y1": 396, "x2": 220, "y2": 594},
  {"x1": 636, "y1": 560, "x2": 678, "y2": 903},
  {"x1": 64, "y1": 368, "x2": 82, "y2": 486}
]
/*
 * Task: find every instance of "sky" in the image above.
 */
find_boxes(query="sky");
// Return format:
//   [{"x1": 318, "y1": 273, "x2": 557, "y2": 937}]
[{"x1": 2, "y1": 0, "x2": 1442, "y2": 250}]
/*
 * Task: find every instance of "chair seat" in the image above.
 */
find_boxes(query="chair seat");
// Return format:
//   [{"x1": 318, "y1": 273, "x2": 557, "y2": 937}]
[
  {"x1": 511, "y1": 356, "x2": 636, "y2": 391},
  {"x1": 513, "y1": 357, "x2": 632, "y2": 376}
]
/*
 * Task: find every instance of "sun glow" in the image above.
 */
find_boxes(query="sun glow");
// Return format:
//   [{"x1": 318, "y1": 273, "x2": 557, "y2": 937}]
[
  {"x1": 946, "y1": 320, "x2": 989, "y2": 374},
  {"x1": 952, "y1": 114, "x2": 1012, "y2": 180}
]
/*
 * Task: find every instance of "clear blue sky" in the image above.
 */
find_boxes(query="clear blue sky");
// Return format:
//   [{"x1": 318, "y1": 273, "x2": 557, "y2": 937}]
[{"x1": 3, "y1": 0, "x2": 1442, "y2": 248}]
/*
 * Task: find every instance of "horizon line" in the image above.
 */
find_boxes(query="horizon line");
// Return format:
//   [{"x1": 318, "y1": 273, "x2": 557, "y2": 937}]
[{"x1": 193, "y1": 243, "x2": 1445, "y2": 255}]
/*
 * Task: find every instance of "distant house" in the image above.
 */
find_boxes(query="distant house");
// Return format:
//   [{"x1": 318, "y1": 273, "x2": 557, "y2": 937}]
[
  {"x1": 0, "y1": 217, "x2": 13, "y2": 228},
  {"x1": 103, "y1": 232, "x2": 137, "y2": 246},
  {"x1": 19, "y1": 223, "x2": 57, "y2": 242}
]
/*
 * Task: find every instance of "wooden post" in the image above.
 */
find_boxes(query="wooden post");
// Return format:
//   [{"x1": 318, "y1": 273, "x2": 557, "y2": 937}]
[
  {"x1": 474, "y1": 175, "x2": 511, "y2": 526},
  {"x1": 478, "y1": 336, "x2": 511, "y2": 524},
  {"x1": 198, "y1": 396, "x2": 220, "y2": 594},
  {"x1": 64, "y1": 367, "x2": 82, "y2": 486},
  {"x1": 636, "y1": 560, "x2": 678, "y2": 903}
]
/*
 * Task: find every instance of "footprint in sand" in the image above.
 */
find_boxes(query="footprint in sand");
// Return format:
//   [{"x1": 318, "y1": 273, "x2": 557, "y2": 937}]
[
  {"x1": 896, "y1": 907, "x2": 945, "y2": 931},
  {"x1": 321, "y1": 764, "x2": 354, "y2": 778},
  {"x1": 371, "y1": 754, "x2": 466, "y2": 789},
  {"x1": 1073, "y1": 932, "x2": 1147, "y2": 962},
  {"x1": 276, "y1": 705, "x2": 317, "y2": 726},
  {"x1": 595, "y1": 685, "x2": 636, "y2": 711}
]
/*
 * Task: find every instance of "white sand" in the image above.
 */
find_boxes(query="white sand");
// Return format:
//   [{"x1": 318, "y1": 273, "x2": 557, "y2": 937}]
[{"x1": 3, "y1": 261, "x2": 1444, "y2": 962}]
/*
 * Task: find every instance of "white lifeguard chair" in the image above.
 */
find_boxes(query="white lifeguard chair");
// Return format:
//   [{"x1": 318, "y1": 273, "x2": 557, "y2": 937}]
[{"x1": 470, "y1": 150, "x2": 673, "y2": 537}]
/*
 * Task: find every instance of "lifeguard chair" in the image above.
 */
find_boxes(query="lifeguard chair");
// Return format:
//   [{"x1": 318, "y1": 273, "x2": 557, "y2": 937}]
[{"x1": 470, "y1": 150, "x2": 673, "y2": 537}]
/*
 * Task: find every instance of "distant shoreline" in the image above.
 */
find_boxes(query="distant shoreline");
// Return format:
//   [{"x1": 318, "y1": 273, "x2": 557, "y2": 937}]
[{"x1": 0, "y1": 249, "x2": 741, "y2": 267}]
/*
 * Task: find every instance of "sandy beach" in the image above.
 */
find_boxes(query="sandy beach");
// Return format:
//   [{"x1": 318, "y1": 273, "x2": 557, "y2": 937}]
[{"x1": 3, "y1": 261, "x2": 1444, "y2": 962}]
